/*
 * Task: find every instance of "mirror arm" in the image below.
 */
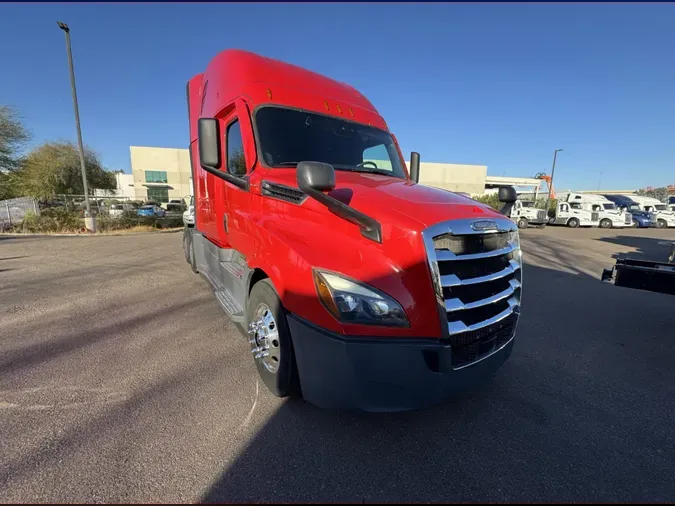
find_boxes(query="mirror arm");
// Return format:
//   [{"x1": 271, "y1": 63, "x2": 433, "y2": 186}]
[
  {"x1": 304, "y1": 186, "x2": 382, "y2": 243},
  {"x1": 200, "y1": 163, "x2": 249, "y2": 191}
]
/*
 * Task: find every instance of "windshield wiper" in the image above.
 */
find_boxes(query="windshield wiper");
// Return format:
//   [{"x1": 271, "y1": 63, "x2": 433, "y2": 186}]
[
  {"x1": 273, "y1": 163, "x2": 397, "y2": 178},
  {"x1": 334, "y1": 166, "x2": 396, "y2": 177}
]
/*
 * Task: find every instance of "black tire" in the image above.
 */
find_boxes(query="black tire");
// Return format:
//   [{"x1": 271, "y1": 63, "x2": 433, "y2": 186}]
[
  {"x1": 537, "y1": 223, "x2": 546, "y2": 229},
  {"x1": 548, "y1": 216, "x2": 556, "y2": 225},
  {"x1": 182, "y1": 228, "x2": 191, "y2": 264},
  {"x1": 567, "y1": 218, "x2": 580, "y2": 228},
  {"x1": 631, "y1": 220, "x2": 639, "y2": 228},
  {"x1": 657, "y1": 219, "x2": 667, "y2": 229},
  {"x1": 185, "y1": 230, "x2": 198, "y2": 273},
  {"x1": 517, "y1": 217, "x2": 528, "y2": 229},
  {"x1": 246, "y1": 279, "x2": 300, "y2": 398},
  {"x1": 600, "y1": 218, "x2": 612, "y2": 229}
]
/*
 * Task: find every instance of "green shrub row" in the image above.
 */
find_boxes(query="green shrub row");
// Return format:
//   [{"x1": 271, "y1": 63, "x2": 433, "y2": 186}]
[
  {"x1": 17, "y1": 208, "x2": 184, "y2": 234},
  {"x1": 471, "y1": 194, "x2": 558, "y2": 212}
]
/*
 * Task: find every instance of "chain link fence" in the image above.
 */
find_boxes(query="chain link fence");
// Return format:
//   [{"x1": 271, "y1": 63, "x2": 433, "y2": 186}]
[
  {"x1": 1, "y1": 194, "x2": 187, "y2": 233},
  {"x1": 0, "y1": 197, "x2": 40, "y2": 231}
]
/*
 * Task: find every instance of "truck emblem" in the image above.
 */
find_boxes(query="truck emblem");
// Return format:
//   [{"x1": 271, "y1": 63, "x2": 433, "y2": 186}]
[{"x1": 471, "y1": 220, "x2": 498, "y2": 231}]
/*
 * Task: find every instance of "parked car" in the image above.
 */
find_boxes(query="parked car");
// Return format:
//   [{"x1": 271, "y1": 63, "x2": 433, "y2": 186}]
[
  {"x1": 167, "y1": 199, "x2": 186, "y2": 213},
  {"x1": 137, "y1": 205, "x2": 166, "y2": 217},
  {"x1": 183, "y1": 196, "x2": 194, "y2": 226},
  {"x1": 109, "y1": 203, "x2": 136, "y2": 218}
]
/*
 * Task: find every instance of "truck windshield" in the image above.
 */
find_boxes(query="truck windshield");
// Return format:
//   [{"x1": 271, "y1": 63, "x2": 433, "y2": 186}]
[
  {"x1": 654, "y1": 204, "x2": 667, "y2": 211},
  {"x1": 255, "y1": 107, "x2": 406, "y2": 178},
  {"x1": 602, "y1": 203, "x2": 616, "y2": 210},
  {"x1": 521, "y1": 201, "x2": 534, "y2": 208}
]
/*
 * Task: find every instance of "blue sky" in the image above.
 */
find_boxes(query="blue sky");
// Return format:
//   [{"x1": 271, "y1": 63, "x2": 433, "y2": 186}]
[{"x1": 1, "y1": 3, "x2": 673, "y2": 191}]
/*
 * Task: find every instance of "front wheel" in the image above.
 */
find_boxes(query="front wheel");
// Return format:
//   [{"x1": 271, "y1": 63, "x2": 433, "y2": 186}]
[
  {"x1": 246, "y1": 279, "x2": 300, "y2": 398},
  {"x1": 567, "y1": 218, "x2": 580, "y2": 228},
  {"x1": 185, "y1": 230, "x2": 198, "y2": 273},
  {"x1": 600, "y1": 218, "x2": 612, "y2": 229},
  {"x1": 657, "y1": 219, "x2": 667, "y2": 229},
  {"x1": 631, "y1": 220, "x2": 639, "y2": 228},
  {"x1": 183, "y1": 229, "x2": 191, "y2": 264},
  {"x1": 517, "y1": 217, "x2": 528, "y2": 229}
]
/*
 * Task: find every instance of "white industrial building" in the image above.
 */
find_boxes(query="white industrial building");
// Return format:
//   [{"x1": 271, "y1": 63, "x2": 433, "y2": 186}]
[
  {"x1": 117, "y1": 145, "x2": 545, "y2": 202},
  {"x1": 94, "y1": 172, "x2": 137, "y2": 200}
]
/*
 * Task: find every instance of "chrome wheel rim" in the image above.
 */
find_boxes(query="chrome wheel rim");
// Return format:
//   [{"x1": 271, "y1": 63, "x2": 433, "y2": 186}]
[{"x1": 248, "y1": 303, "x2": 281, "y2": 373}]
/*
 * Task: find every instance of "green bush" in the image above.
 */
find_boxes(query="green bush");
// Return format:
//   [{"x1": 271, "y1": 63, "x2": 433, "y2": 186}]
[
  {"x1": 17, "y1": 207, "x2": 184, "y2": 234},
  {"x1": 472, "y1": 194, "x2": 502, "y2": 210},
  {"x1": 160, "y1": 216, "x2": 185, "y2": 229},
  {"x1": 21, "y1": 208, "x2": 83, "y2": 233},
  {"x1": 472, "y1": 194, "x2": 557, "y2": 212}
]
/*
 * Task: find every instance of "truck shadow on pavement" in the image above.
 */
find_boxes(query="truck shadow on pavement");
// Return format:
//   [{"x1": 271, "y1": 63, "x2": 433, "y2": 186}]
[
  {"x1": 597, "y1": 234, "x2": 675, "y2": 262},
  {"x1": 201, "y1": 258, "x2": 675, "y2": 503}
]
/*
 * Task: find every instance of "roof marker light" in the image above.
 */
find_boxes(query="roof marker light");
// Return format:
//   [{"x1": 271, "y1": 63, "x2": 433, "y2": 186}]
[
  {"x1": 348, "y1": 107, "x2": 354, "y2": 117},
  {"x1": 336, "y1": 104, "x2": 343, "y2": 114},
  {"x1": 323, "y1": 100, "x2": 330, "y2": 111},
  {"x1": 266, "y1": 88, "x2": 272, "y2": 99}
]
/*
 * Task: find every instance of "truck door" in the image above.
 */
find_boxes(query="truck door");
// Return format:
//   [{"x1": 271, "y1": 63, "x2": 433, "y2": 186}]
[
  {"x1": 217, "y1": 99, "x2": 257, "y2": 254},
  {"x1": 513, "y1": 200, "x2": 521, "y2": 218},
  {"x1": 557, "y1": 202, "x2": 570, "y2": 224}
]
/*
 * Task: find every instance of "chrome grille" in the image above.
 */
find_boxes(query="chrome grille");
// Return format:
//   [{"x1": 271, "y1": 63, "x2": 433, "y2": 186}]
[
  {"x1": 537, "y1": 210, "x2": 546, "y2": 222},
  {"x1": 591, "y1": 212, "x2": 600, "y2": 222},
  {"x1": 625, "y1": 213, "x2": 632, "y2": 225},
  {"x1": 422, "y1": 218, "x2": 521, "y2": 369}
]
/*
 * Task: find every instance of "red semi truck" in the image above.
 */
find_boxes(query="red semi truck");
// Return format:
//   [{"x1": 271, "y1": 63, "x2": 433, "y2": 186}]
[{"x1": 183, "y1": 49, "x2": 523, "y2": 411}]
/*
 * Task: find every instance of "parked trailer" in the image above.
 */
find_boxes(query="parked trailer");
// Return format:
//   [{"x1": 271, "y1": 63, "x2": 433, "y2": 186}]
[{"x1": 182, "y1": 49, "x2": 523, "y2": 412}]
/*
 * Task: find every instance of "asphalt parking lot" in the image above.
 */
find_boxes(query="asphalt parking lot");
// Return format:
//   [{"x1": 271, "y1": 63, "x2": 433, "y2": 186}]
[{"x1": 1, "y1": 226, "x2": 674, "y2": 503}]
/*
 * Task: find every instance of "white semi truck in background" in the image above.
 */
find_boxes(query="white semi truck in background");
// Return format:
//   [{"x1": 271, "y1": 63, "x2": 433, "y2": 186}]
[
  {"x1": 507, "y1": 199, "x2": 548, "y2": 229},
  {"x1": 627, "y1": 195, "x2": 675, "y2": 228},
  {"x1": 548, "y1": 198, "x2": 600, "y2": 228},
  {"x1": 559, "y1": 192, "x2": 632, "y2": 229}
]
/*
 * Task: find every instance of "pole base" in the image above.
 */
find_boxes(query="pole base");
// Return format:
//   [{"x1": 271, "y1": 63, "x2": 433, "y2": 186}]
[{"x1": 84, "y1": 216, "x2": 97, "y2": 233}]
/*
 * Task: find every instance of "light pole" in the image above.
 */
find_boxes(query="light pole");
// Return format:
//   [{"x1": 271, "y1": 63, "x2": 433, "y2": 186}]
[
  {"x1": 546, "y1": 148, "x2": 563, "y2": 207},
  {"x1": 57, "y1": 21, "x2": 95, "y2": 232}
]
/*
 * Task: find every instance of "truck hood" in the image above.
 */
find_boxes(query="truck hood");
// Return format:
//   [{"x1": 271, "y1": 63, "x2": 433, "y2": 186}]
[{"x1": 264, "y1": 170, "x2": 503, "y2": 231}]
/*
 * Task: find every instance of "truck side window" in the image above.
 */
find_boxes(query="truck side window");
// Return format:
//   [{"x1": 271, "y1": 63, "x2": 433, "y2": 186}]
[{"x1": 226, "y1": 120, "x2": 247, "y2": 177}]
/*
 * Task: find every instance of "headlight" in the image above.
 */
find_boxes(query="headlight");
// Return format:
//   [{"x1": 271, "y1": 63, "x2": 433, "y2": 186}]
[
  {"x1": 313, "y1": 270, "x2": 409, "y2": 327},
  {"x1": 510, "y1": 230, "x2": 523, "y2": 268}
]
